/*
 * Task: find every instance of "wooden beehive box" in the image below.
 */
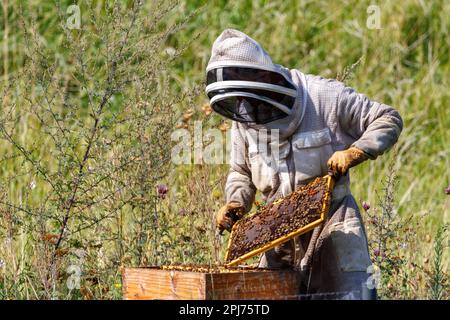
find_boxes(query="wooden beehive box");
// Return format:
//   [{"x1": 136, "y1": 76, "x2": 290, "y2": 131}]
[{"x1": 122, "y1": 267, "x2": 300, "y2": 300}]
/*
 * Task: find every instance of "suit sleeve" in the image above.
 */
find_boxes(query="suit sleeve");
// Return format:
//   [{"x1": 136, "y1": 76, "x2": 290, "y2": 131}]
[{"x1": 337, "y1": 86, "x2": 403, "y2": 159}]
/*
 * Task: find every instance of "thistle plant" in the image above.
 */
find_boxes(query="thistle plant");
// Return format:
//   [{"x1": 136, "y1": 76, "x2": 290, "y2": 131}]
[
  {"x1": 363, "y1": 159, "x2": 421, "y2": 299},
  {"x1": 430, "y1": 223, "x2": 448, "y2": 300}
]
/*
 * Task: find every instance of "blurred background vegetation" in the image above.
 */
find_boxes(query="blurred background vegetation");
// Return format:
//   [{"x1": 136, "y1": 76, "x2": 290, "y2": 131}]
[{"x1": 0, "y1": 0, "x2": 448, "y2": 299}]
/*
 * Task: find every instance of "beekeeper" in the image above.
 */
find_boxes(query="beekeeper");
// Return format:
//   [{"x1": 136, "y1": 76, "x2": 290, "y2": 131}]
[{"x1": 206, "y1": 29, "x2": 402, "y2": 298}]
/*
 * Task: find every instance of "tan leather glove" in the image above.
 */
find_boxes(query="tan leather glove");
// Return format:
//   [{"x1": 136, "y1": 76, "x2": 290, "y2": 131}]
[
  {"x1": 327, "y1": 147, "x2": 369, "y2": 176},
  {"x1": 216, "y1": 202, "x2": 245, "y2": 233}
]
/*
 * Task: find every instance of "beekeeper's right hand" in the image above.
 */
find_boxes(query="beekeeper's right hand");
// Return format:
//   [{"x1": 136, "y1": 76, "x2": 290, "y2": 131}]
[{"x1": 216, "y1": 202, "x2": 245, "y2": 233}]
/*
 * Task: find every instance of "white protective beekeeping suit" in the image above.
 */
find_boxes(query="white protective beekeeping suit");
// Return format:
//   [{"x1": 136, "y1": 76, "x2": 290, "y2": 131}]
[{"x1": 206, "y1": 29, "x2": 403, "y2": 299}]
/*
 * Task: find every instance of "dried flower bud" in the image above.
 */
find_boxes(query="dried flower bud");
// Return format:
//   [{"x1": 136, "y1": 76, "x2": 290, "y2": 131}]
[
  {"x1": 362, "y1": 201, "x2": 370, "y2": 211},
  {"x1": 202, "y1": 104, "x2": 212, "y2": 116},
  {"x1": 182, "y1": 109, "x2": 194, "y2": 123},
  {"x1": 42, "y1": 233, "x2": 59, "y2": 244},
  {"x1": 55, "y1": 248, "x2": 69, "y2": 257},
  {"x1": 156, "y1": 184, "x2": 168, "y2": 199},
  {"x1": 218, "y1": 122, "x2": 230, "y2": 132},
  {"x1": 373, "y1": 248, "x2": 380, "y2": 257}
]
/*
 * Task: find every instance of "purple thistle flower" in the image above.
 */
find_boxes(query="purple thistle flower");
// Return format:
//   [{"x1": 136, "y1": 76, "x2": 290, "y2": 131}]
[
  {"x1": 373, "y1": 248, "x2": 386, "y2": 258},
  {"x1": 156, "y1": 184, "x2": 168, "y2": 199},
  {"x1": 446, "y1": 186, "x2": 450, "y2": 195},
  {"x1": 362, "y1": 201, "x2": 370, "y2": 211}
]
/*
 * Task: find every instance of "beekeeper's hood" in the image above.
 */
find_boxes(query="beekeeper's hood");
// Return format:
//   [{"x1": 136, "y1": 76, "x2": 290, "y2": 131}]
[{"x1": 205, "y1": 29, "x2": 306, "y2": 140}]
